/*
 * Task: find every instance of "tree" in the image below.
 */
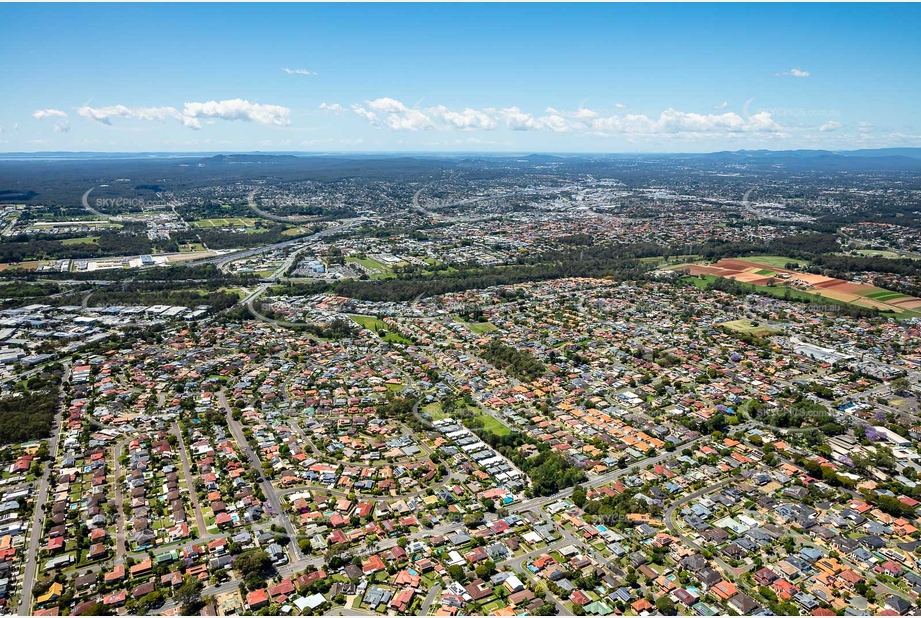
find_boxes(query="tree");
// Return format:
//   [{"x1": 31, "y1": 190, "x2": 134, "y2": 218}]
[
  {"x1": 447, "y1": 565, "x2": 466, "y2": 583},
  {"x1": 234, "y1": 550, "x2": 273, "y2": 577},
  {"x1": 572, "y1": 484, "x2": 587, "y2": 509},
  {"x1": 655, "y1": 594, "x2": 677, "y2": 615},
  {"x1": 139, "y1": 590, "x2": 165, "y2": 610},
  {"x1": 175, "y1": 577, "x2": 204, "y2": 614}
]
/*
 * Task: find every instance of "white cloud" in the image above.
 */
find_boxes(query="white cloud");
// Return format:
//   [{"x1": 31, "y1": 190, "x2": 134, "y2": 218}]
[
  {"x1": 344, "y1": 98, "x2": 784, "y2": 137},
  {"x1": 180, "y1": 99, "x2": 291, "y2": 129},
  {"x1": 365, "y1": 97, "x2": 410, "y2": 114},
  {"x1": 819, "y1": 120, "x2": 842, "y2": 132},
  {"x1": 78, "y1": 104, "x2": 182, "y2": 125},
  {"x1": 358, "y1": 98, "x2": 435, "y2": 131},
  {"x1": 351, "y1": 105, "x2": 379, "y2": 126},
  {"x1": 32, "y1": 109, "x2": 68, "y2": 120},
  {"x1": 776, "y1": 68, "x2": 810, "y2": 77},
  {"x1": 319, "y1": 103, "x2": 344, "y2": 115},
  {"x1": 492, "y1": 107, "x2": 542, "y2": 131},
  {"x1": 33, "y1": 109, "x2": 71, "y2": 132},
  {"x1": 282, "y1": 67, "x2": 316, "y2": 76},
  {"x1": 858, "y1": 121, "x2": 875, "y2": 133},
  {"x1": 614, "y1": 103, "x2": 626, "y2": 110},
  {"x1": 427, "y1": 105, "x2": 496, "y2": 130},
  {"x1": 77, "y1": 99, "x2": 291, "y2": 130},
  {"x1": 714, "y1": 102, "x2": 728, "y2": 110},
  {"x1": 590, "y1": 108, "x2": 781, "y2": 135}
]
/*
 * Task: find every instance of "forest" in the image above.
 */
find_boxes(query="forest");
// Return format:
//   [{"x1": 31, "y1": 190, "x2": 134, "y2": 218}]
[
  {"x1": 0, "y1": 388, "x2": 59, "y2": 446},
  {"x1": 480, "y1": 340, "x2": 547, "y2": 382},
  {"x1": 88, "y1": 284, "x2": 240, "y2": 312}
]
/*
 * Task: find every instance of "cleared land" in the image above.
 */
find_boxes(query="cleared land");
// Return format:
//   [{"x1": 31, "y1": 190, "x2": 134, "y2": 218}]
[
  {"x1": 720, "y1": 319, "x2": 776, "y2": 337},
  {"x1": 349, "y1": 315, "x2": 413, "y2": 344},
  {"x1": 345, "y1": 256, "x2": 394, "y2": 280},
  {"x1": 675, "y1": 258, "x2": 921, "y2": 318},
  {"x1": 60, "y1": 236, "x2": 99, "y2": 245},
  {"x1": 476, "y1": 412, "x2": 511, "y2": 436},
  {"x1": 741, "y1": 255, "x2": 809, "y2": 268},
  {"x1": 454, "y1": 317, "x2": 498, "y2": 334},
  {"x1": 855, "y1": 249, "x2": 901, "y2": 258}
]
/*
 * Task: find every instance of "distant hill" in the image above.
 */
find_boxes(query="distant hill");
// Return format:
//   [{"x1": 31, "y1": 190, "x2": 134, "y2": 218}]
[
  {"x1": 684, "y1": 149, "x2": 921, "y2": 171},
  {"x1": 838, "y1": 148, "x2": 921, "y2": 160}
]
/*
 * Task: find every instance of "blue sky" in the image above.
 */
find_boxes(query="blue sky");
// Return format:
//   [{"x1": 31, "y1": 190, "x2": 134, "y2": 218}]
[{"x1": 1, "y1": 3, "x2": 919, "y2": 153}]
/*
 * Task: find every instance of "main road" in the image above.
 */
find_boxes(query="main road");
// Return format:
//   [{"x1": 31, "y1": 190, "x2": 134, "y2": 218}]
[
  {"x1": 217, "y1": 389, "x2": 306, "y2": 563},
  {"x1": 17, "y1": 362, "x2": 70, "y2": 615}
]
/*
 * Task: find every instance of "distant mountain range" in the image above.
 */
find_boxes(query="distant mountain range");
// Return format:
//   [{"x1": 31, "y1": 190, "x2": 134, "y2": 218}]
[
  {"x1": 678, "y1": 148, "x2": 921, "y2": 171},
  {"x1": 2, "y1": 148, "x2": 921, "y2": 172}
]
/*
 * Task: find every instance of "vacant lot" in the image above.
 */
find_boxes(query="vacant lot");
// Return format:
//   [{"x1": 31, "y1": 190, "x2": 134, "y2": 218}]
[
  {"x1": 721, "y1": 319, "x2": 776, "y2": 337},
  {"x1": 476, "y1": 412, "x2": 511, "y2": 436},
  {"x1": 742, "y1": 255, "x2": 809, "y2": 268},
  {"x1": 350, "y1": 315, "x2": 413, "y2": 343}
]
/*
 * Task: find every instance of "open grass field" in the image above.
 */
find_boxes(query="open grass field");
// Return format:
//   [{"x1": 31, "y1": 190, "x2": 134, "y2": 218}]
[
  {"x1": 191, "y1": 217, "x2": 259, "y2": 228},
  {"x1": 720, "y1": 319, "x2": 777, "y2": 337},
  {"x1": 741, "y1": 255, "x2": 809, "y2": 268},
  {"x1": 178, "y1": 242, "x2": 206, "y2": 253},
  {"x1": 281, "y1": 227, "x2": 310, "y2": 237},
  {"x1": 60, "y1": 236, "x2": 99, "y2": 245},
  {"x1": 422, "y1": 402, "x2": 448, "y2": 420},
  {"x1": 454, "y1": 317, "x2": 498, "y2": 334},
  {"x1": 349, "y1": 315, "x2": 413, "y2": 343},
  {"x1": 855, "y1": 249, "x2": 901, "y2": 258},
  {"x1": 862, "y1": 289, "x2": 908, "y2": 301},
  {"x1": 476, "y1": 412, "x2": 511, "y2": 436},
  {"x1": 345, "y1": 256, "x2": 394, "y2": 280}
]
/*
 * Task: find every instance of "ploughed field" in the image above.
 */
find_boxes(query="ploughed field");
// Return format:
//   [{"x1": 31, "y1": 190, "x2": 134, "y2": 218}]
[{"x1": 678, "y1": 257, "x2": 921, "y2": 314}]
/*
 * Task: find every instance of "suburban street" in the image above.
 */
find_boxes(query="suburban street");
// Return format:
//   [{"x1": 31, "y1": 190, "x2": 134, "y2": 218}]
[{"x1": 17, "y1": 362, "x2": 70, "y2": 614}]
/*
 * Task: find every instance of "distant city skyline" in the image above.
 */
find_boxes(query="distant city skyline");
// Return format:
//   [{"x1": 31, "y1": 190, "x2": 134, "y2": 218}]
[{"x1": 2, "y1": 3, "x2": 919, "y2": 153}]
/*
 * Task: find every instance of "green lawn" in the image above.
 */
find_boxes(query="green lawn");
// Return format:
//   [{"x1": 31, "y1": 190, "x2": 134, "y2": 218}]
[
  {"x1": 422, "y1": 402, "x2": 448, "y2": 420},
  {"x1": 349, "y1": 315, "x2": 413, "y2": 344},
  {"x1": 863, "y1": 289, "x2": 907, "y2": 301},
  {"x1": 720, "y1": 319, "x2": 776, "y2": 337},
  {"x1": 455, "y1": 317, "x2": 498, "y2": 334},
  {"x1": 60, "y1": 236, "x2": 99, "y2": 245},
  {"x1": 475, "y1": 412, "x2": 511, "y2": 437},
  {"x1": 741, "y1": 255, "x2": 809, "y2": 268},
  {"x1": 345, "y1": 256, "x2": 394, "y2": 280},
  {"x1": 855, "y1": 249, "x2": 901, "y2": 258}
]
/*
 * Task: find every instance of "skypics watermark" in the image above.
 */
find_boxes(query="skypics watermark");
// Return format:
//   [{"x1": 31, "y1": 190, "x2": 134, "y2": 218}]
[
  {"x1": 742, "y1": 97, "x2": 840, "y2": 121},
  {"x1": 81, "y1": 186, "x2": 164, "y2": 217},
  {"x1": 93, "y1": 196, "x2": 154, "y2": 209}
]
